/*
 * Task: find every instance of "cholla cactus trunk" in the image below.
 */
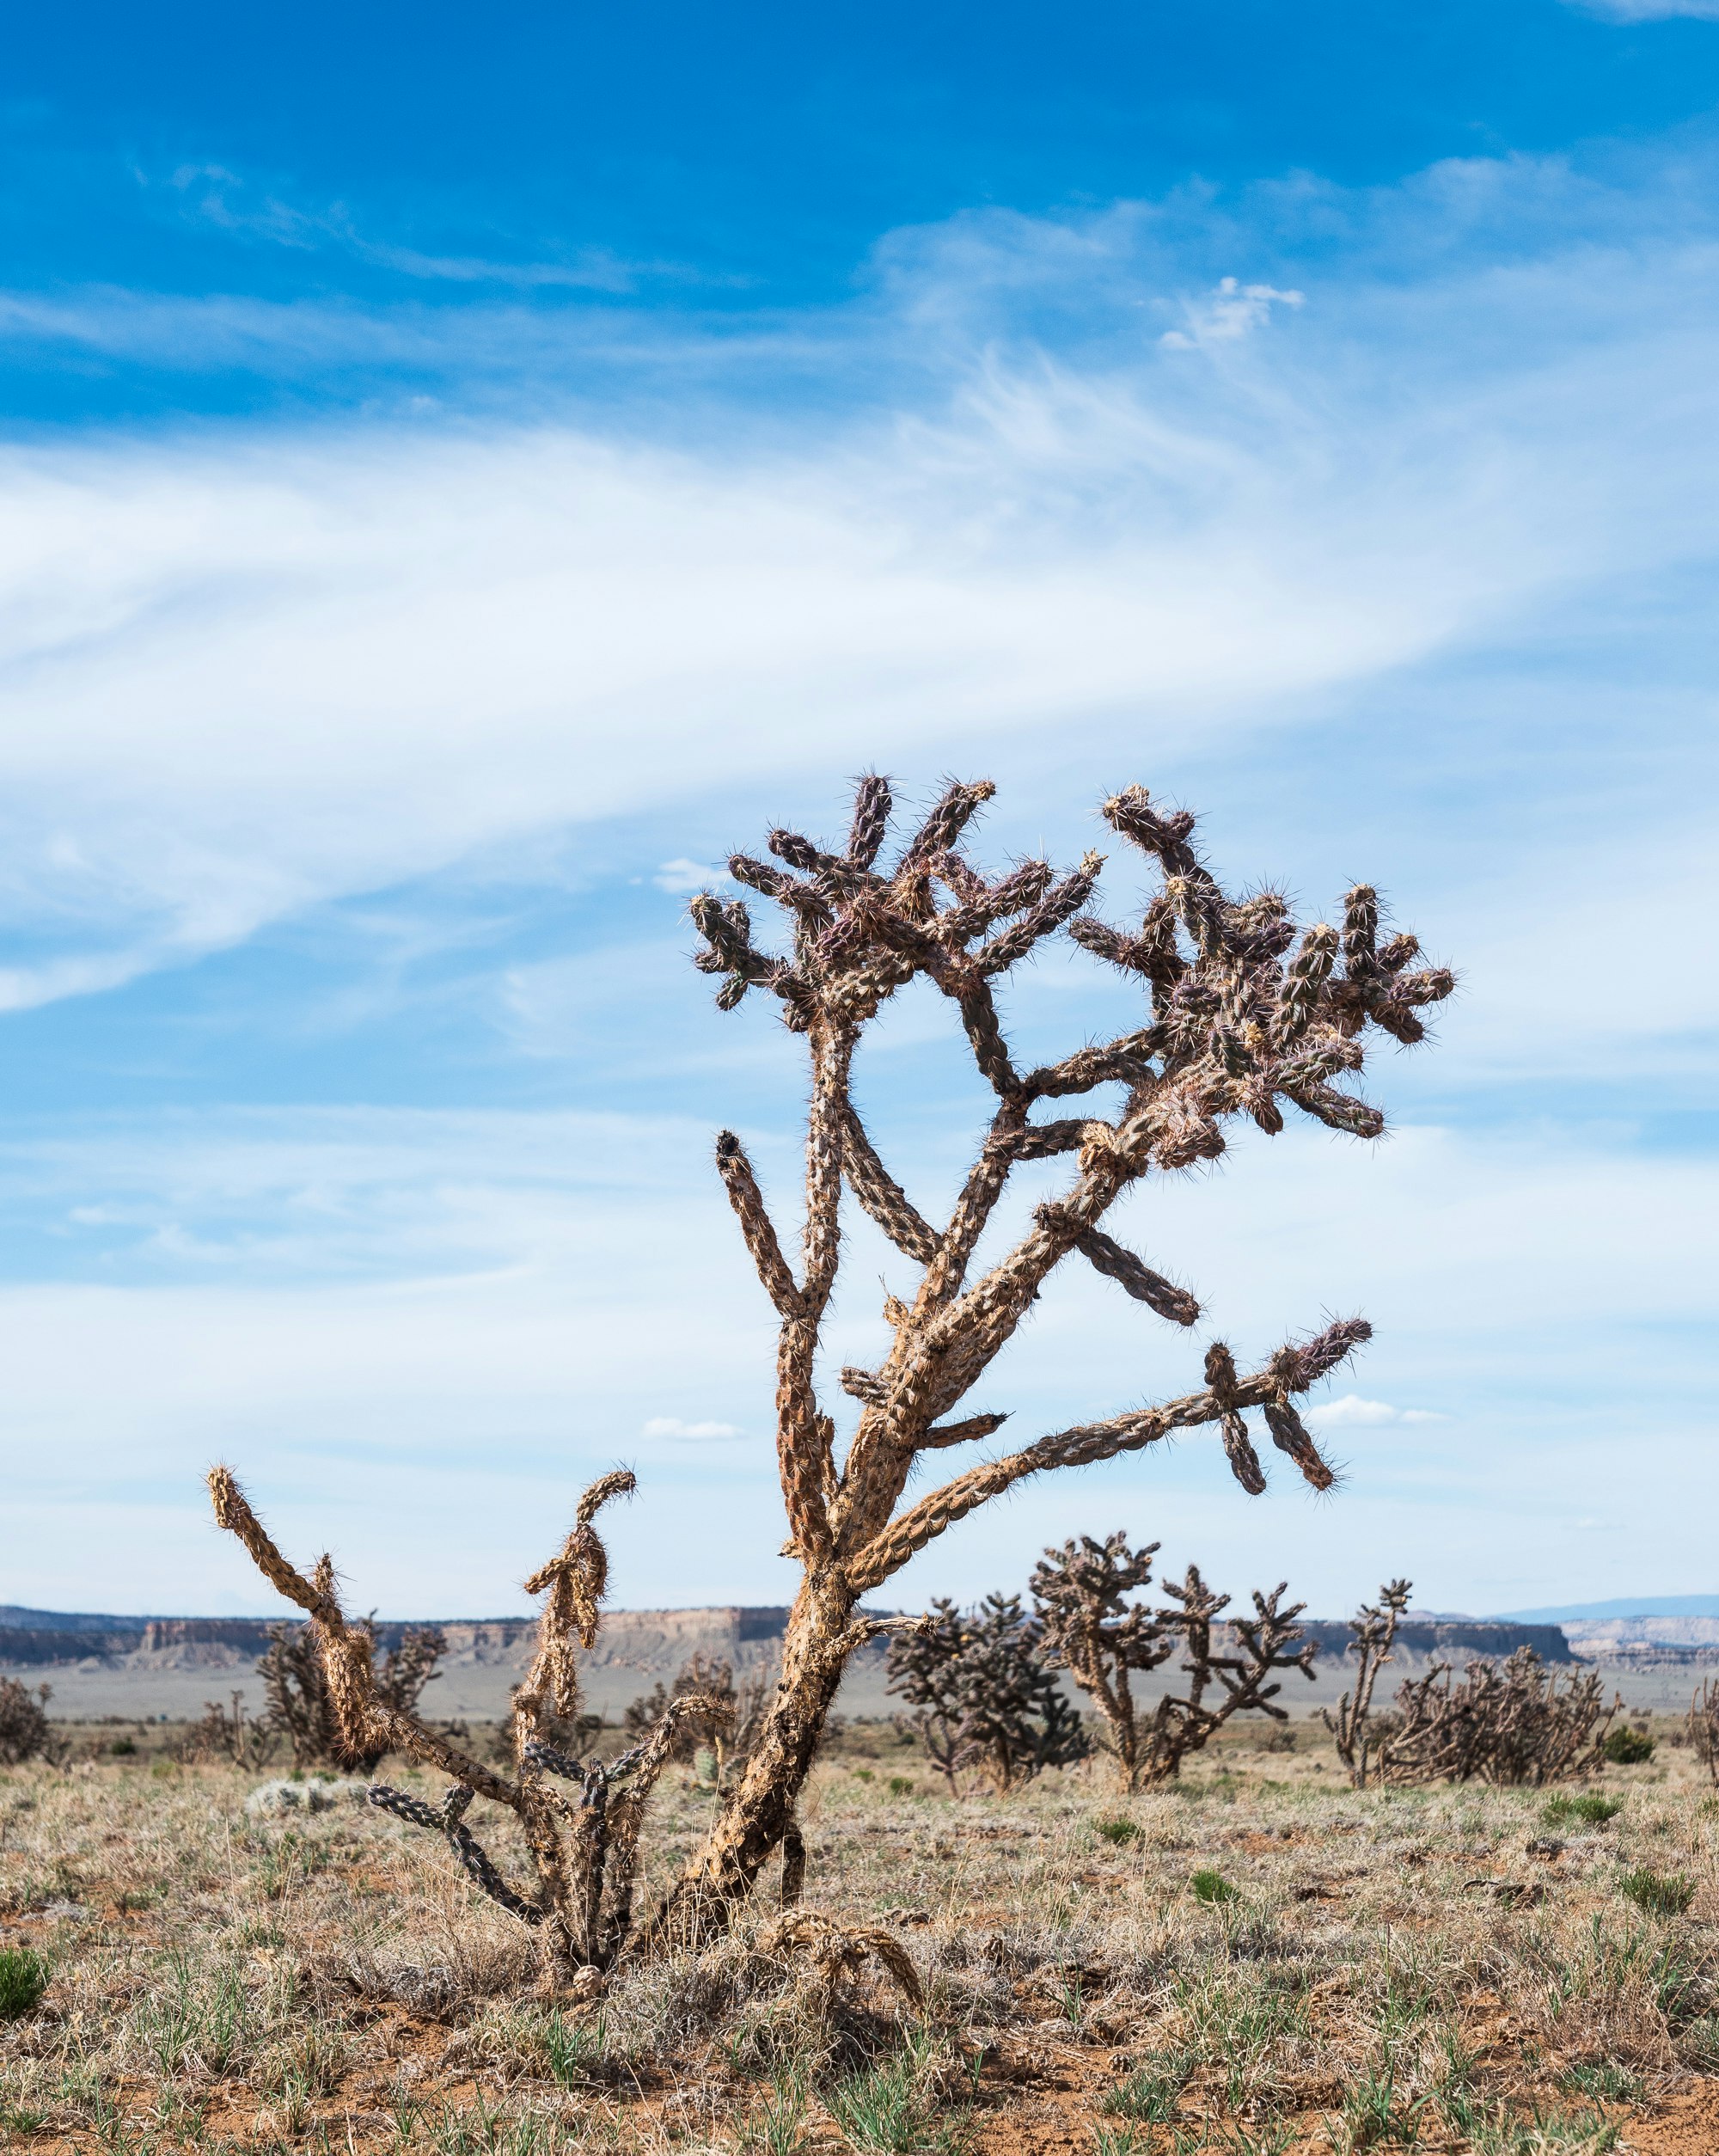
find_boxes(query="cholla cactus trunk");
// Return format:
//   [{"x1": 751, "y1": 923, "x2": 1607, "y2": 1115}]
[{"x1": 655, "y1": 773, "x2": 1454, "y2": 1944}]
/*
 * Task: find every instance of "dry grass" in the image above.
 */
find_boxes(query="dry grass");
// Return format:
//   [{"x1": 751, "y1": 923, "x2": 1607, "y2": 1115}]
[{"x1": 3, "y1": 1719, "x2": 1717, "y2": 2154}]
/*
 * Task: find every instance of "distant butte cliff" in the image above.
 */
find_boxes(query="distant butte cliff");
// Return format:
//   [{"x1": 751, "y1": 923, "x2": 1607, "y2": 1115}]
[{"x1": 0, "y1": 1603, "x2": 1596, "y2": 1675}]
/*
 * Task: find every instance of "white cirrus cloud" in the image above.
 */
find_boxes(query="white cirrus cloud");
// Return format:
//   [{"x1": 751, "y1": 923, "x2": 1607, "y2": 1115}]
[
  {"x1": 1160, "y1": 275, "x2": 1305, "y2": 349},
  {"x1": 3, "y1": 152, "x2": 1719, "y2": 1010},
  {"x1": 641, "y1": 1416, "x2": 744, "y2": 1440}
]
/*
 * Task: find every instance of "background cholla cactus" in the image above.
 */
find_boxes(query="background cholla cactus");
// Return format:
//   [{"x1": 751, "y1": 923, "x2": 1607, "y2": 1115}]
[
  {"x1": 1030, "y1": 1532, "x2": 1175, "y2": 1790},
  {"x1": 623, "y1": 1654, "x2": 773, "y2": 1788},
  {"x1": 211, "y1": 1466, "x2": 718, "y2": 1993},
  {"x1": 1131, "y1": 1565, "x2": 1318, "y2": 1784},
  {"x1": 1382, "y1": 1648, "x2": 1618, "y2": 1786},
  {"x1": 1323, "y1": 1577, "x2": 1414, "y2": 1790},
  {"x1": 0, "y1": 1677, "x2": 61, "y2": 1767},
  {"x1": 885, "y1": 1593, "x2": 1089, "y2": 1794},
  {"x1": 258, "y1": 1617, "x2": 447, "y2": 1771},
  {"x1": 654, "y1": 772, "x2": 1453, "y2": 1942}
]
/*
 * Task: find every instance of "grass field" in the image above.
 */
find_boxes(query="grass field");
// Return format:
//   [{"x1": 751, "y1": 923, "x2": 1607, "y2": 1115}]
[{"x1": 3, "y1": 1718, "x2": 1716, "y2": 2155}]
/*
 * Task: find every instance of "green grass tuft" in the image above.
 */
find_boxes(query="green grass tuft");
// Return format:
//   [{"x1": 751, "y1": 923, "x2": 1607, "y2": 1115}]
[
  {"x1": 1100, "y1": 2057, "x2": 1186, "y2": 2122},
  {"x1": 1190, "y1": 1866, "x2": 1237, "y2": 1904},
  {"x1": 1094, "y1": 1816, "x2": 1140, "y2": 1846},
  {"x1": 1542, "y1": 1792, "x2": 1623, "y2": 1827},
  {"x1": 0, "y1": 1947, "x2": 49, "y2": 2020},
  {"x1": 1618, "y1": 1866, "x2": 1696, "y2": 1917}
]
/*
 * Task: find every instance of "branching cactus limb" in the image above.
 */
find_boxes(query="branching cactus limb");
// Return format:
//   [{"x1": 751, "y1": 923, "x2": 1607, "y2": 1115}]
[
  {"x1": 209, "y1": 1465, "x2": 707, "y2": 1993},
  {"x1": 1323, "y1": 1577, "x2": 1413, "y2": 1789},
  {"x1": 658, "y1": 772, "x2": 1452, "y2": 1944},
  {"x1": 1030, "y1": 1533, "x2": 1172, "y2": 1791}
]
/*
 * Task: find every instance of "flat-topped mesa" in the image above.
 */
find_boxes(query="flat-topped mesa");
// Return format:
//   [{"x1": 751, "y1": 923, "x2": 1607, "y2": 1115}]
[{"x1": 660, "y1": 769, "x2": 1454, "y2": 1945}]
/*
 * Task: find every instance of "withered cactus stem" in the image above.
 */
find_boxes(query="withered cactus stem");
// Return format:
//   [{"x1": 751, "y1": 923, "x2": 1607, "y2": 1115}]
[
  {"x1": 656, "y1": 771, "x2": 1453, "y2": 1945},
  {"x1": 209, "y1": 1465, "x2": 716, "y2": 1992}
]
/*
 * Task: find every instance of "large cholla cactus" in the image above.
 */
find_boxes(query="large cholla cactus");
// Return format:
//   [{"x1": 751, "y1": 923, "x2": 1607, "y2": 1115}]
[
  {"x1": 653, "y1": 774, "x2": 1453, "y2": 1942},
  {"x1": 211, "y1": 1467, "x2": 715, "y2": 1994}
]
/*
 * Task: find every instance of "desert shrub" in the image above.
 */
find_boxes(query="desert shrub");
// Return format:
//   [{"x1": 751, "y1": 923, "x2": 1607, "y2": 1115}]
[
  {"x1": 0, "y1": 1679, "x2": 57, "y2": 1767},
  {"x1": 1602, "y1": 1724, "x2": 1655, "y2": 1767},
  {"x1": 1618, "y1": 1867, "x2": 1695, "y2": 1917},
  {"x1": 175, "y1": 1690, "x2": 278, "y2": 1768},
  {"x1": 886, "y1": 1595, "x2": 1088, "y2": 1793},
  {"x1": 0, "y1": 1946, "x2": 49, "y2": 2019},
  {"x1": 1688, "y1": 1681, "x2": 1719, "y2": 1785}
]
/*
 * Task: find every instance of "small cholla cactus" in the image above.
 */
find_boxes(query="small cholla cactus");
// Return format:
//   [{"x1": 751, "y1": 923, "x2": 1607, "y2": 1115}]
[
  {"x1": 1130, "y1": 1565, "x2": 1318, "y2": 1784},
  {"x1": 885, "y1": 1594, "x2": 1089, "y2": 1794},
  {"x1": 654, "y1": 771, "x2": 1453, "y2": 1944},
  {"x1": 210, "y1": 1467, "x2": 718, "y2": 1994},
  {"x1": 1323, "y1": 1578, "x2": 1413, "y2": 1789},
  {"x1": 1030, "y1": 1533, "x2": 1173, "y2": 1791}
]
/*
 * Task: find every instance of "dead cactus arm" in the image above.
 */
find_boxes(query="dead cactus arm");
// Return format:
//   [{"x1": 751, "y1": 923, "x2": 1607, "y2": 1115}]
[{"x1": 207, "y1": 1467, "x2": 519, "y2": 1808}]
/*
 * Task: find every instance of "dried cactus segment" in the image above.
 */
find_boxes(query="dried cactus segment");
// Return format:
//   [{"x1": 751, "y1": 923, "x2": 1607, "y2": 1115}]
[
  {"x1": 1283, "y1": 1316, "x2": 1373, "y2": 1390},
  {"x1": 846, "y1": 773, "x2": 894, "y2": 867},
  {"x1": 1262, "y1": 1397, "x2": 1337, "y2": 1491},
  {"x1": 1220, "y1": 1413, "x2": 1268, "y2": 1494},
  {"x1": 894, "y1": 778, "x2": 996, "y2": 879},
  {"x1": 1074, "y1": 1228, "x2": 1201, "y2": 1326},
  {"x1": 763, "y1": 1908, "x2": 925, "y2": 2012}
]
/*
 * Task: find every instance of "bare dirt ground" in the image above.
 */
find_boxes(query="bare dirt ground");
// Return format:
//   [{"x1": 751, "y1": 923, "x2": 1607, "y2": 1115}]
[{"x1": 3, "y1": 1718, "x2": 1716, "y2": 2154}]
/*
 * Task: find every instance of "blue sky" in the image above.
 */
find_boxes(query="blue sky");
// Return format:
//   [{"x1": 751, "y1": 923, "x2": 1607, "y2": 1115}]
[{"x1": 2, "y1": 0, "x2": 1715, "y2": 1620}]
